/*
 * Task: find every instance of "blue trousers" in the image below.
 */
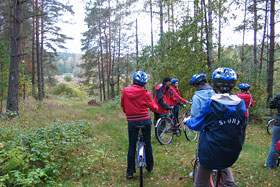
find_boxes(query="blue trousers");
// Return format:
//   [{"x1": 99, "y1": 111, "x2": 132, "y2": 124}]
[
  {"x1": 266, "y1": 125, "x2": 280, "y2": 168},
  {"x1": 127, "y1": 119, "x2": 154, "y2": 175}
]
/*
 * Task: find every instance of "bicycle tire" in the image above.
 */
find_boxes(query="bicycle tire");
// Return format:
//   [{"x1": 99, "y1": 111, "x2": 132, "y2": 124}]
[
  {"x1": 193, "y1": 159, "x2": 199, "y2": 182},
  {"x1": 209, "y1": 170, "x2": 218, "y2": 187},
  {"x1": 267, "y1": 119, "x2": 275, "y2": 135},
  {"x1": 155, "y1": 117, "x2": 174, "y2": 145},
  {"x1": 184, "y1": 124, "x2": 198, "y2": 141},
  {"x1": 139, "y1": 166, "x2": 143, "y2": 187}
]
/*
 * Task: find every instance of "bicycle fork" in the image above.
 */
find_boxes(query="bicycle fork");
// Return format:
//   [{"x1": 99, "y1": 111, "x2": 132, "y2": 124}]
[{"x1": 137, "y1": 142, "x2": 146, "y2": 168}]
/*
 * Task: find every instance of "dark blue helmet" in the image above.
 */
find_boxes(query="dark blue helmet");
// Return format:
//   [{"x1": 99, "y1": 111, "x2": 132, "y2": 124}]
[
  {"x1": 171, "y1": 78, "x2": 179, "y2": 84},
  {"x1": 212, "y1": 67, "x2": 237, "y2": 91},
  {"x1": 133, "y1": 71, "x2": 148, "y2": 84},
  {"x1": 238, "y1": 83, "x2": 250, "y2": 90},
  {"x1": 190, "y1": 74, "x2": 206, "y2": 85}
]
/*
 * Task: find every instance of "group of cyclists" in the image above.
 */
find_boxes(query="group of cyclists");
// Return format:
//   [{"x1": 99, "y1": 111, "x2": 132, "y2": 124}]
[{"x1": 120, "y1": 67, "x2": 280, "y2": 187}]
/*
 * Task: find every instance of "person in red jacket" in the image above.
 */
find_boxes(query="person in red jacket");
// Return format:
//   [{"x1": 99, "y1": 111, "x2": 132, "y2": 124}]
[
  {"x1": 121, "y1": 71, "x2": 159, "y2": 179},
  {"x1": 153, "y1": 77, "x2": 178, "y2": 126},
  {"x1": 237, "y1": 83, "x2": 254, "y2": 119},
  {"x1": 170, "y1": 78, "x2": 188, "y2": 125}
]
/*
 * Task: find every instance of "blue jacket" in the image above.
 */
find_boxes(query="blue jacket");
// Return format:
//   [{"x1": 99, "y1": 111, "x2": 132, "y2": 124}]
[
  {"x1": 191, "y1": 85, "x2": 215, "y2": 117},
  {"x1": 186, "y1": 94, "x2": 246, "y2": 169}
]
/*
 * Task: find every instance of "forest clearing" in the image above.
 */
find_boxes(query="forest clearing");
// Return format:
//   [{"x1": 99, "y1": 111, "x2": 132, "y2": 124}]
[{"x1": 0, "y1": 96, "x2": 279, "y2": 186}]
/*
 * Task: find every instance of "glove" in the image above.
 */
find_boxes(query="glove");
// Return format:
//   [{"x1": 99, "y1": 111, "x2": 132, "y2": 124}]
[
  {"x1": 183, "y1": 116, "x2": 191, "y2": 123},
  {"x1": 168, "y1": 106, "x2": 174, "y2": 110}
]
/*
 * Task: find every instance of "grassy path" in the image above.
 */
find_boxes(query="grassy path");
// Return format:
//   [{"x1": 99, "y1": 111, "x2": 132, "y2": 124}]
[{"x1": 1, "y1": 98, "x2": 279, "y2": 186}]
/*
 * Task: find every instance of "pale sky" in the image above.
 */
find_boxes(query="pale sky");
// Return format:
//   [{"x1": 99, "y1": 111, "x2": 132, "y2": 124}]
[{"x1": 58, "y1": 0, "x2": 87, "y2": 54}]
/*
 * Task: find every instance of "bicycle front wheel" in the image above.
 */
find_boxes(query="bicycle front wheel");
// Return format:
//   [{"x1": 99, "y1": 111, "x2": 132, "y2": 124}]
[
  {"x1": 139, "y1": 166, "x2": 143, "y2": 187},
  {"x1": 267, "y1": 119, "x2": 275, "y2": 135},
  {"x1": 184, "y1": 124, "x2": 198, "y2": 141},
  {"x1": 155, "y1": 117, "x2": 174, "y2": 145}
]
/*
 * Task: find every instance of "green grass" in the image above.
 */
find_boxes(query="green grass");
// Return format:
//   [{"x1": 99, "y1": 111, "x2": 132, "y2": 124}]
[{"x1": 1, "y1": 98, "x2": 280, "y2": 186}]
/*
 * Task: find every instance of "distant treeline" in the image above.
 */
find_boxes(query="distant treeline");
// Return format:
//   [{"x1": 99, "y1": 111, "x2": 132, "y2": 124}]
[{"x1": 56, "y1": 52, "x2": 83, "y2": 76}]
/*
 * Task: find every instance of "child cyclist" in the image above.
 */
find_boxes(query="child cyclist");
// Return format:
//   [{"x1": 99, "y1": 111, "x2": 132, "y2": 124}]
[
  {"x1": 265, "y1": 94, "x2": 280, "y2": 169},
  {"x1": 170, "y1": 78, "x2": 188, "y2": 125},
  {"x1": 121, "y1": 71, "x2": 159, "y2": 179},
  {"x1": 237, "y1": 83, "x2": 254, "y2": 119},
  {"x1": 184, "y1": 67, "x2": 247, "y2": 187},
  {"x1": 189, "y1": 74, "x2": 215, "y2": 117}
]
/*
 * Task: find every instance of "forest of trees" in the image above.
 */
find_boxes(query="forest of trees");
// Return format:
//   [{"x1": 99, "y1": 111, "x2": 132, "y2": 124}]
[
  {"x1": 0, "y1": 0, "x2": 279, "y2": 116},
  {"x1": 80, "y1": 0, "x2": 279, "y2": 106}
]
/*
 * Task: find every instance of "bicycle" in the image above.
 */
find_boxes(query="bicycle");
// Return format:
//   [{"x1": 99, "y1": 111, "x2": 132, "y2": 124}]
[
  {"x1": 155, "y1": 104, "x2": 198, "y2": 145},
  {"x1": 135, "y1": 125, "x2": 147, "y2": 187},
  {"x1": 192, "y1": 157, "x2": 230, "y2": 187},
  {"x1": 266, "y1": 118, "x2": 276, "y2": 135}
]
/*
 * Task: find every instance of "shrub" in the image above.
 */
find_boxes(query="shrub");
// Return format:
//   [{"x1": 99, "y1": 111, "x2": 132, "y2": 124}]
[
  {"x1": 0, "y1": 120, "x2": 92, "y2": 186},
  {"x1": 52, "y1": 83, "x2": 86, "y2": 100},
  {"x1": 64, "y1": 75, "x2": 72, "y2": 82}
]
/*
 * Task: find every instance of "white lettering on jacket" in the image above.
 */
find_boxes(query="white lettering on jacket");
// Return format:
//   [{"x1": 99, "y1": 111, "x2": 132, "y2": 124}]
[{"x1": 219, "y1": 118, "x2": 240, "y2": 126}]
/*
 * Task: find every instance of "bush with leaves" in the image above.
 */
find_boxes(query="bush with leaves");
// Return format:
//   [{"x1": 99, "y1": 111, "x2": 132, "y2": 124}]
[
  {"x1": 64, "y1": 75, "x2": 72, "y2": 82},
  {"x1": 0, "y1": 120, "x2": 92, "y2": 187},
  {"x1": 52, "y1": 83, "x2": 86, "y2": 100}
]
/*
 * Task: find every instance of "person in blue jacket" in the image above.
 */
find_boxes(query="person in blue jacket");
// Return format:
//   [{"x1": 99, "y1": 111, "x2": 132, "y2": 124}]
[
  {"x1": 189, "y1": 74, "x2": 215, "y2": 117},
  {"x1": 265, "y1": 94, "x2": 280, "y2": 169},
  {"x1": 184, "y1": 67, "x2": 247, "y2": 187}
]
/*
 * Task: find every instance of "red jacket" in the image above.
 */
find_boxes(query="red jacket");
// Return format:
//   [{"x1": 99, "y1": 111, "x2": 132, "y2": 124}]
[
  {"x1": 170, "y1": 86, "x2": 187, "y2": 106},
  {"x1": 237, "y1": 93, "x2": 254, "y2": 117},
  {"x1": 121, "y1": 85, "x2": 159, "y2": 122},
  {"x1": 154, "y1": 84, "x2": 178, "y2": 114}
]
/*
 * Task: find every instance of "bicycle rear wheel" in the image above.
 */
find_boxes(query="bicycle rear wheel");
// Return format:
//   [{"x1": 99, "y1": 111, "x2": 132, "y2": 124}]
[
  {"x1": 184, "y1": 124, "x2": 198, "y2": 141},
  {"x1": 209, "y1": 170, "x2": 218, "y2": 187},
  {"x1": 267, "y1": 119, "x2": 275, "y2": 135},
  {"x1": 193, "y1": 158, "x2": 199, "y2": 182},
  {"x1": 155, "y1": 117, "x2": 174, "y2": 145}
]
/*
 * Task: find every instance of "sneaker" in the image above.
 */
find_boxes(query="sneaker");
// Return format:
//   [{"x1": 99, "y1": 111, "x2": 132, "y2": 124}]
[
  {"x1": 264, "y1": 164, "x2": 272, "y2": 169},
  {"x1": 189, "y1": 171, "x2": 194, "y2": 178},
  {"x1": 126, "y1": 173, "x2": 133, "y2": 179}
]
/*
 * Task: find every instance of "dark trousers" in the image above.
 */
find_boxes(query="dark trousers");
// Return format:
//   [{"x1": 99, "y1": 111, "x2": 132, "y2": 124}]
[
  {"x1": 127, "y1": 119, "x2": 154, "y2": 175},
  {"x1": 172, "y1": 104, "x2": 179, "y2": 123},
  {"x1": 154, "y1": 112, "x2": 161, "y2": 127}
]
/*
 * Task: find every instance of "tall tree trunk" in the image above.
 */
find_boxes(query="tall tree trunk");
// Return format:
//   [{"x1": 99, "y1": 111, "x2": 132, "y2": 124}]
[
  {"x1": 41, "y1": 0, "x2": 45, "y2": 97},
  {"x1": 32, "y1": 0, "x2": 36, "y2": 97},
  {"x1": 150, "y1": 0, "x2": 154, "y2": 50},
  {"x1": 117, "y1": 22, "x2": 121, "y2": 95},
  {"x1": 267, "y1": 0, "x2": 275, "y2": 101},
  {"x1": 136, "y1": 18, "x2": 138, "y2": 69},
  {"x1": 241, "y1": 0, "x2": 247, "y2": 73},
  {"x1": 203, "y1": 0, "x2": 214, "y2": 71},
  {"x1": 125, "y1": 54, "x2": 129, "y2": 87},
  {"x1": 217, "y1": 0, "x2": 222, "y2": 60},
  {"x1": 107, "y1": 0, "x2": 112, "y2": 99},
  {"x1": 0, "y1": 53, "x2": 3, "y2": 114},
  {"x1": 253, "y1": 0, "x2": 258, "y2": 68},
  {"x1": 99, "y1": 18, "x2": 106, "y2": 101},
  {"x1": 98, "y1": 56, "x2": 102, "y2": 101},
  {"x1": 36, "y1": 0, "x2": 42, "y2": 101},
  {"x1": 7, "y1": 0, "x2": 23, "y2": 113},
  {"x1": 159, "y1": 0, "x2": 163, "y2": 36},
  {"x1": 259, "y1": 0, "x2": 268, "y2": 74}
]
